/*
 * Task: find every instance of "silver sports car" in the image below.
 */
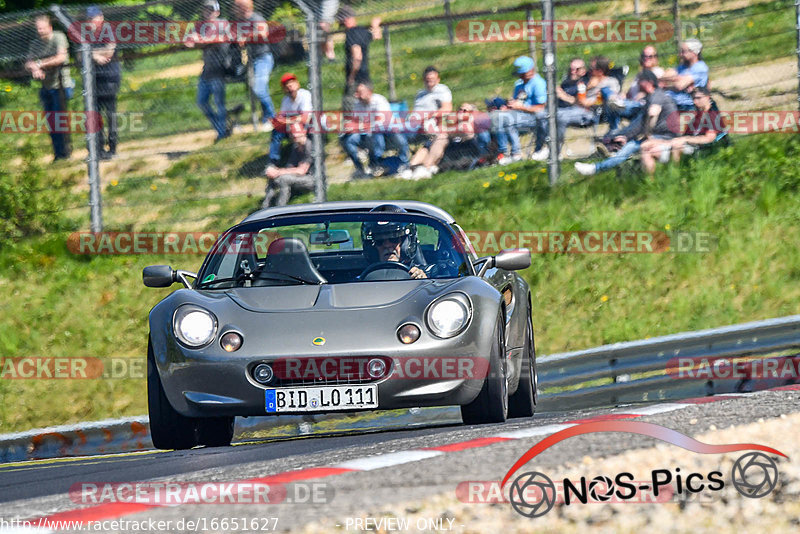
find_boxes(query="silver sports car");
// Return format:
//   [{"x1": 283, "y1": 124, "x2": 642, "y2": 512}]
[{"x1": 143, "y1": 201, "x2": 536, "y2": 449}]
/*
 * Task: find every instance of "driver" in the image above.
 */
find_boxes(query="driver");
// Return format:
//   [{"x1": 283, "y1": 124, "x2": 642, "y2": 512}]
[{"x1": 361, "y1": 205, "x2": 428, "y2": 279}]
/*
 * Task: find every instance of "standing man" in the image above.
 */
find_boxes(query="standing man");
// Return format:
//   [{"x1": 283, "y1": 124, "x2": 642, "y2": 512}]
[
  {"x1": 491, "y1": 56, "x2": 547, "y2": 164},
  {"x1": 267, "y1": 72, "x2": 312, "y2": 169},
  {"x1": 86, "y1": 6, "x2": 121, "y2": 160},
  {"x1": 336, "y1": 5, "x2": 381, "y2": 112},
  {"x1": 25, "y1": 14, "x2": 74, "y2": 161},
  {"x1": 661, "y1": 39, "x2": 709, "y2": 111},
  {"x1": 185, "y1": 0, "x2": 229, "y2": 143},
  {"x1": 340, "y1": 81, "x2": 408, "y2": 179},
  {"x1": 574, "y1": 70, "x2": 677, "y2": 176},
  {"x1": 233, "y1": 0, "x2": 276, "y2": 132}
]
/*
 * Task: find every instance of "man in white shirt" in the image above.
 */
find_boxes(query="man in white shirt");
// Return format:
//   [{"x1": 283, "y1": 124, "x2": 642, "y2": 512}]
[
  {"x1": 400, "y1": 66, "x2": 453, "y2": 179},
  {"x1": 340, "y1": 80, "x2": 409, "y2": 179},
  {"x1": 267, "y1": 72, "x2": 312, "y2": 167}
]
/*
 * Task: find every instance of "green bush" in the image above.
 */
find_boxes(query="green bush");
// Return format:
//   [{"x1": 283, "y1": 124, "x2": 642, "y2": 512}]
[{"x1": 0, "y1": 141, "x2": 69, "y2": 247}]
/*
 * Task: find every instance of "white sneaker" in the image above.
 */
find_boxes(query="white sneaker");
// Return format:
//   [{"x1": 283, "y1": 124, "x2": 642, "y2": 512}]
[
  {"x1": 399, "y1": 167, "x2": 414, "y2": 180},
  {"x1": 412, "y1": 166, "x2": 432, "y2": 180},
  {"x1": 498, "y1": 154, "x2": 522, "y2": 165},
  {"x1": 429, "y1": 165, "x2": 439, "y2": 175},
  {"x1": 530, "y1": 147, "x2": 549, "y2": 161},
  {"x1": 259, "y1": 121, "x2": 273, "y2": 133},
  {"x1": 574, "y1": 162, "x2": 597, "y2": 176}
]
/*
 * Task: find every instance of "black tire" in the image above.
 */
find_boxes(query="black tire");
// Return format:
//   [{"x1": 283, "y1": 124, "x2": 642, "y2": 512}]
[
  {"x1": 508, "y1": 306, "x2": 537, "y2": 418},
  {"x1": 461, "y1": 312, "x2": 508, "y2": 425},
  {"x1": 147, "y1": 338, "x2": 199, "y2": 450},
  {"x1": 197, "y1": 416, "x2": 235, "y2": 447}
]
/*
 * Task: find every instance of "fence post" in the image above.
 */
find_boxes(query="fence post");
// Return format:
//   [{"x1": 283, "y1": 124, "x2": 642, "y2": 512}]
[
  {"x1": 384, "y1": 25, "x2": 397, "y2": 101},
  {"x1": 444, "y1": 0, "x2": 454, "y2": 45},
  {"x1": 247, "y1": 61, "x2": 259, "y2": 130},
  {"x1": 672, "y1": 0, "x2": 681, "y2": 55},
  {"x1": 525, "y1": 8, "x2": 536, "y2": 60},
  {"x1": 634, "y1": 0, "x2": 640, "y2": 17},
  {"x1": 51, "y1": 6, "x2": 103, "y2": 232},
  {"x1": 796, "y1": 0, "x2": 800, "y2": 111},
  {"x1": 294, "y1": 1, "x2": 327, "y2": 202},
  {"x1": 541, "y1": 0, "x2": 559, "y2": 186}
]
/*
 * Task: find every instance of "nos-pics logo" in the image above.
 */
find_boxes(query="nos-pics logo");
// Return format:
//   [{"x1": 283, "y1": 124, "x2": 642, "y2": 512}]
[{"x1": 501, "y1": 421, "x2": 786, "y2": 518}]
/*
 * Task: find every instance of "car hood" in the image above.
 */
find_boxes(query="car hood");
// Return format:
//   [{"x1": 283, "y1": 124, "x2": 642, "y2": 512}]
[{"x1": 224, "y1": 280, "x2": 460, "y2": 312}]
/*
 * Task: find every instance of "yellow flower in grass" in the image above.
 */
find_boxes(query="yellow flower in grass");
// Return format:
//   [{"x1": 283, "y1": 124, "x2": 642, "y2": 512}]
[
  {"x1": 498, "y1": 171, "x2": 505, "y2": 177},
  {"x1": 510, "y1": 173, "x2": 517, "y2": 180},
  {"x1": 600, "y1": 295, "x2": 609, "y2": 302},
  {"x1": 583, "y1": 47, "x2": 590, "y2": 55},
  {"x1": 664, "y1": 224, "x2": 671, "y2": 231},
  {"x1": 410, "y1": 73, "x2": 417, "y2": 80},
  {"x1": 482, "y1": 181, "x2": 490, "y2": 188},
  {"x1": 540, "y1": 168, "x2": 546, "y2": 173},
  {"x1": 150, "y1": 184, "x2": 157, "y2": 191},
  {"x1": 504, "y1": 175, "x2": 511, "y2": 181},
  {"x1": 4, "y1": 85, "x2": 11, "y2": 92},
  {"x1": 746, "y1": 20, "x2": 754, "y2": 28},
  {"x1": 110, "y1": 180, "x2": 118, "y2": 187}
]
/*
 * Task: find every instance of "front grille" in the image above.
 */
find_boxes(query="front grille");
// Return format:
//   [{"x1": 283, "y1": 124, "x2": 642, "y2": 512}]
[{"x1": 251, "y1": 356, "x2": 393, "y2": 387}]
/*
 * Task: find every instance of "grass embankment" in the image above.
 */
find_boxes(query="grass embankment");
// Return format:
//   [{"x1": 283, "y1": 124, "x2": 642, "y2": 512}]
[{"x1": 1, "y1": 132, "x2": 799, "y2": 433}]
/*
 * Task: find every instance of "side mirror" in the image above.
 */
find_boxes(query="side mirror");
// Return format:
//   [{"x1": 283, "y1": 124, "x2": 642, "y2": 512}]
[
  {"x1": 476, "y1": 248, "x2": 531, "y2": 276},
  {"x1": 143, "y1": 265, "x2": 175, "y2": 287},
  {"x1": 494, "y1": 248, "x2": 531, "y2": 271}
]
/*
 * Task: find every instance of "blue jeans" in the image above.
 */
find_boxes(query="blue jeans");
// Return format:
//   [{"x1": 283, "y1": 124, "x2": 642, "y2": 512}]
[
  {"x1": 380, "y1": 131, "x2": 410, "y2": 165},
  {"x1": 268, "y1": 130, "x2": 286, "y2": 165},
  {"x1": 603, "y1": 99, "x2": 644, "y2": 131},
  {"x1": 595, "y1": 138, "x2": 641, "y2": 172},
  {"x1": 492, "y1": 110, "x2": 547, "y2": 155},
  {"x1": 553, "y1": 106, "x2": 596, "y2": 152},
  {"x1": 197, "y1": 77, "x2": 227, "y2": 139},
  {"x1": 40, "y1": 86, "x2": 73, "y2": 159},
  {"x1": 251, "y1": 53, "x2": 276, "y2": 122},
  {"x1": 340, "y1": 133, "x2": 385, "y2": 172},
  {"x1": 475, "y1": 131, "x2": 491, "y2": 156}
]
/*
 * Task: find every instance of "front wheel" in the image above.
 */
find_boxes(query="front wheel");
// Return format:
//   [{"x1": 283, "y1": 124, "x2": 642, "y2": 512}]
[
  {"x1": 508, "y1": 306, "x2": 537, "y2": 418},
  {"x1": 147, "y1": 339, "x2": 199, "y2": 450},
  {"x1": 461, "y1": 312, "x2": 508, "y2": 425}
]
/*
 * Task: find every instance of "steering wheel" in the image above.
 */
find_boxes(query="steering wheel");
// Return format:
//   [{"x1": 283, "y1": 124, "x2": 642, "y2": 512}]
[{"x1": 359, "y1": 261, "x2": 412, "y2": 279}]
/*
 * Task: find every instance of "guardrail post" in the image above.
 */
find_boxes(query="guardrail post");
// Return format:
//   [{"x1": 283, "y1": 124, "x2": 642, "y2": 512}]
[
  {"x1": 541, "y1": 0, "x2": 559, "y2": 186},
  {"x1": 384, "y1": 25, "x2": 397, "y2": 101},
  {"x1": 444, "y1": 0, "x2": 455, "y2": 45}
]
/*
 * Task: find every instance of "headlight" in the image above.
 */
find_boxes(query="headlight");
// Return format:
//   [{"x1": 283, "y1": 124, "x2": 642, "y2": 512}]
[
  {"x1": 173, "y1": 305, "x2": 217, "y2": 347},
  {"x1": 426, "y1": 293, "x2": 472, "y2": 338}
]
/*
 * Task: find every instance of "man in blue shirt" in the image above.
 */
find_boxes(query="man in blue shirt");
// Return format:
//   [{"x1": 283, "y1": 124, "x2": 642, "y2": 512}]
[
  {"x1": 491, "y1": 56, "x2": 547, "y2": 164},
  {"x1": 662, "y1": 39, "x2": 709, "y2": 111}
]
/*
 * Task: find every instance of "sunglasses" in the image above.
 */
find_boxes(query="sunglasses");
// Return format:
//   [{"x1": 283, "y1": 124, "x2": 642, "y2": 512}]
[
  {"x1": 377, "y1": 237, "x2": 401, "y2": 246},
  {"x1": 641, "y1": 54, "x2": 658, "y2": 59}
]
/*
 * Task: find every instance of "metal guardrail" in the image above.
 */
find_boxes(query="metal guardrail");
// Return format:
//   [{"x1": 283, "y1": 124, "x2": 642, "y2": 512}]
[
  {"x1": 2, "y1": 315, "x2": 799, "y2": 461},
  {"x1": 537, "y1": 314, "x2": 800, "y2": 410}
]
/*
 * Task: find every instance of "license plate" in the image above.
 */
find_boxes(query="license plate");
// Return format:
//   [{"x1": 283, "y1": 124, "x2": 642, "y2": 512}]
[{"x1": 265, "y1": 384, "x2": 378, "y2": 413}]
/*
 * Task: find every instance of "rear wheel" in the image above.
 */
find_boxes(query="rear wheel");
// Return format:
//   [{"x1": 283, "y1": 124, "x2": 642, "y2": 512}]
[
  {"x1": 197, "y1": 416, "x2": 235, "y2": 447},
  {"x1": 508, "y1": 306, "x2": 537, "y2": 418},
  {"x1": 461, "y1": 312, "x2": 508, "y2": 425}
]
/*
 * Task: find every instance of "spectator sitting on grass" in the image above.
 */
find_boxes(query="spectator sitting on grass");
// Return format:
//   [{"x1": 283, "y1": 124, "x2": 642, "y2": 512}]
[
  {"x1": 640, "y1": 86, "x2": 723, "y2": 174},
  {"x1": 268, "y1": 73, "x2": 312, "y2": 167},
  {"x1": 574, "y1": 69, "x2": 676, "y2": 176},
  {"x1": 262, "y1": 123, "x2": 315, "y2": 208},
  {"x1": 491, "y1": 56, "x2": 547, "y2": 165},
  {"x1": 660, "y1": 39, "x2": 708, "y2": 111},
  {"x1": 340, "y1": 81, "x2": 409, "y2": 179},
  {"x1": 533, "y1": 56, "x2": 619, "y2": 161},
  {"x1": 604, "y1": 45, "x2": 664, "y2": 131},
  {"x1": 399, "y1": 65, "x2": 453, "y2": 180}
]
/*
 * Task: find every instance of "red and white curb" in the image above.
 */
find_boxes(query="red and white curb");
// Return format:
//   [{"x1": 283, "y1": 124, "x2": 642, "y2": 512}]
[{"x1": 5, "y1": 385, "x2": 800, "y2": 533}]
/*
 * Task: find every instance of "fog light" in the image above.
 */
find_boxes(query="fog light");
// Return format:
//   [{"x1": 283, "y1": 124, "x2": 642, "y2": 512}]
[
  {"x1": 220, "y1": 332, "x2": 243, "y2": 352},
  {"x1": 253, "y1": 363, "x2": 274, "y2": 384},
  {"x1": 367, "y1": 358, "x2": 387, "y2": 379},
  {"x1": 397, "y1": 323, "x2": 421, "y2": 344}
]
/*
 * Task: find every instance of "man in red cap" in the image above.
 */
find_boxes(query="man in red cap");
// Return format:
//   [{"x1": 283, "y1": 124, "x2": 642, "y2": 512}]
[{"x1": 267, "y1": 72, "x2": 313, "y2": 169}]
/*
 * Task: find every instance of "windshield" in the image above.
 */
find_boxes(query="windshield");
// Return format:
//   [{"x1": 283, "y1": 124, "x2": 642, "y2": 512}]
[{"x1": 195, "y1": 213, "x2": 473, "y2": 289}]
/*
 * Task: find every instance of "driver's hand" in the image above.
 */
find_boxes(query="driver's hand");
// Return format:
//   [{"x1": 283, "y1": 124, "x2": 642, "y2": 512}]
[{"x1": 409, "y1": 266, "x2": 427, "y2": 279}]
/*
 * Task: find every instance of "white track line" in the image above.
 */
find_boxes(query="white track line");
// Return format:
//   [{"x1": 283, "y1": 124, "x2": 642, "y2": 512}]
[{"x1": 335, "y1": 450, "x2": 444, "y2": 471}]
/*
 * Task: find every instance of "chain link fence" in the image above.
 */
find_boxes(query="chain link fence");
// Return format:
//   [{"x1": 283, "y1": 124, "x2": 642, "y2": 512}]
[{"x1": 1, "y1": 0, "x2": 798, "y2": 234}]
